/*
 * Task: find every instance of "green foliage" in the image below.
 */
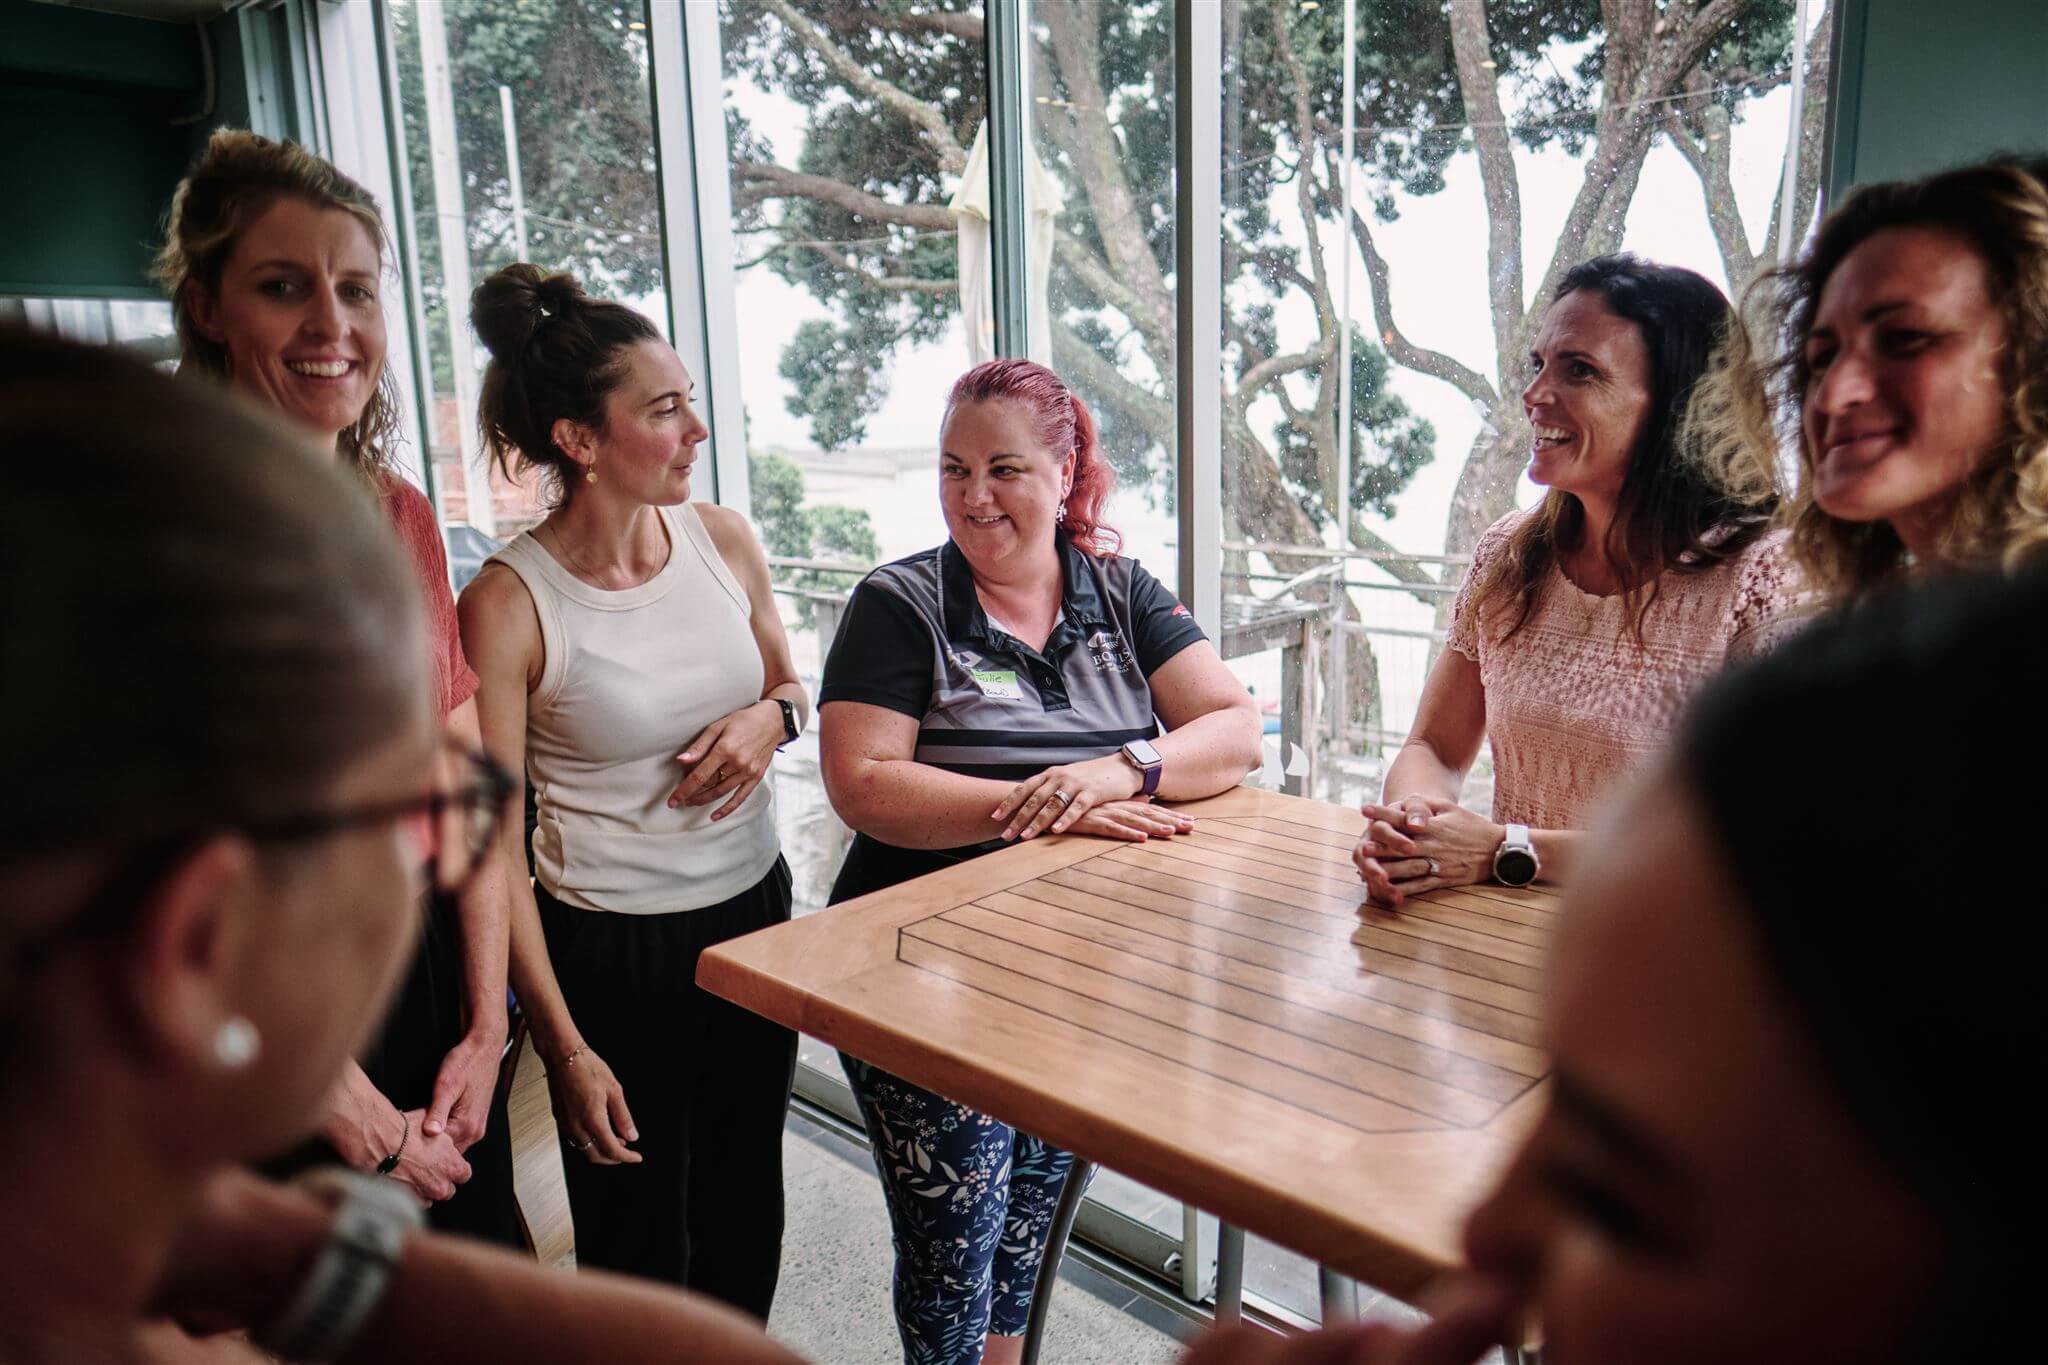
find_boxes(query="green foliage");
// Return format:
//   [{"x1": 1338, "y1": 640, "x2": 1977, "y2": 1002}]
[
  {"x1": 1273, "y1": 329, "x2": 1437, "y2": 523},
  {"x1": 391, "y1": 0, "x2": 664, "y2": 394},
  {"x1": 747, "y1": 450, "x2": 879, "y2": 626}
]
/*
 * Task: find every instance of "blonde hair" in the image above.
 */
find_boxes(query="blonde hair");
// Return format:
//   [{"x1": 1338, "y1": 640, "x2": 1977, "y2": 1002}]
[
  {"x1": 153, "y1": 128, "x2": 403, "y2": 482},
  {"x1": 1690, "y1": 159, "x2": 2048, "y2": 598}
]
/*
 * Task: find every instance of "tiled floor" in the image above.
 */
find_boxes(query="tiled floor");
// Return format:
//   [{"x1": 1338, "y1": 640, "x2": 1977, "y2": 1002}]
[{"x1": 508, "y1": 1038, "x2": 1187, "y2": 1363}]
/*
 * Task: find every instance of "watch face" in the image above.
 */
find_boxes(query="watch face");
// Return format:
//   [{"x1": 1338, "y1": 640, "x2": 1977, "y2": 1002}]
[
  {"x1": 1125, "y1": 738, "x2": 1162, "y2": 767},
  {"x1": 1496, "y1": 848, "x2": 1539, "y2": 887}
]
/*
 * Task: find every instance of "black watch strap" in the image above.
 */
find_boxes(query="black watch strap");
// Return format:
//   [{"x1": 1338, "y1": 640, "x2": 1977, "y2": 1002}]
[{"x1": 772, "y1": 697, "x2": 800, "y2": 746}]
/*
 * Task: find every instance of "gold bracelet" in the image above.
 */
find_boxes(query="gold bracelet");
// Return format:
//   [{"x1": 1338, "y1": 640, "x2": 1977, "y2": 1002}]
[{"x1": 558, "y1": 1044, "x2": 589, "y2": 1069}]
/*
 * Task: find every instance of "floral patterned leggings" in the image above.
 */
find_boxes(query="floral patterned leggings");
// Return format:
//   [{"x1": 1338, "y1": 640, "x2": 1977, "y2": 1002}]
[{"x1": 841, "y1": 1054, "x2": 1089, "y2": 1365}]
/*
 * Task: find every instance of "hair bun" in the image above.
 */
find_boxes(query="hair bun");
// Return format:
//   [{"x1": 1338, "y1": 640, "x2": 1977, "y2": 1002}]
[{"x1": 471, "y1": 263, "x2": 588, "y2": 359}]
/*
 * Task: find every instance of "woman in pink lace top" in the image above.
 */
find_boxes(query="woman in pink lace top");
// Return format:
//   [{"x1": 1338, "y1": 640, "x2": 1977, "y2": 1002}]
[{"x1": 1354, "y1": 256, "x2": 1802, "y2": 907}]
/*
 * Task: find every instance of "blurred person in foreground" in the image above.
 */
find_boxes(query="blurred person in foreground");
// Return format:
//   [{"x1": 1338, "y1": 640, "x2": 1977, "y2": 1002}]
[
  {"x1": 1693, "y1": 155, "x2": 2048, "y2": 594},
  {"x1": 0, "y1": 328, "x2": 801, "y2": 1363},
  {"x1": 1192, "y1": 569, "x2": 2039, "y2": 1363}
]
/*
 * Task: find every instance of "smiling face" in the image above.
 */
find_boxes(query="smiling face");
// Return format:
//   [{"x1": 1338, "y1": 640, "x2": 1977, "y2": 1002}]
[
  {"x1": 188, "y1": 197, "x2": 387, "y2": 446},
  {"x1": 1522, "y1": 290, "x2": 1655, "y2": 508},
  {"x1": 939, "y1": 398, "x2": 1073, "y2": 576},
  {"x1": 1461, "y1": 778, "x2": 1944, "y2": 1364},
  {"x1": 574, "y1": 339, "x2": 708, "y2": 506},
  {"x1": 1801, "y1": 226, "x2": 2009, "y2": 555}
]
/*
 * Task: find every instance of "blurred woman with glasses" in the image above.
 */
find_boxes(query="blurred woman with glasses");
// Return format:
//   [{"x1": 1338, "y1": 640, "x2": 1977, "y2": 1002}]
[
  {"x1": 154, "y1": 128, "x2": 520, "y2": 1242},
  {"x1": 0, "y1": 326, "x2": 804, "y2": 1364}
]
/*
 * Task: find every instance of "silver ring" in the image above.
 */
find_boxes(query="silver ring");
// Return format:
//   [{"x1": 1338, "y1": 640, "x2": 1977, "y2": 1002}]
[
  {"x1": 576, "y1": 1138, "x2": 594, "y2": 1151},
  {"x1": 1426, "y1": 858, "x2": 1441, "y2": 877},
  {"x1": 1051, "y1": 789, "x2": 1073, "y2": 806}
]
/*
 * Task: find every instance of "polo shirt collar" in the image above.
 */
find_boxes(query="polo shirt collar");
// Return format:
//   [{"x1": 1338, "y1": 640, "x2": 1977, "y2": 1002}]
[{"x1": 938, "y1": 533, "x2": 1113, "y2": 651}]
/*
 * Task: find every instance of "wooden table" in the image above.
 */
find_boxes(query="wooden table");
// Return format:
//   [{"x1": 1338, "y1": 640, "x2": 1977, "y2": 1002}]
[{"x1": 698, "y1": 785, "x2": 1559, "y2": 1326}]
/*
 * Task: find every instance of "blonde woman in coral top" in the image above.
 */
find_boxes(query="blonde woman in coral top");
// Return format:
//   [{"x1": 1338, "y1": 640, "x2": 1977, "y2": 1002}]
[{"x1": 1354, "y1": 256, "x2": 1802, "y2": 907}]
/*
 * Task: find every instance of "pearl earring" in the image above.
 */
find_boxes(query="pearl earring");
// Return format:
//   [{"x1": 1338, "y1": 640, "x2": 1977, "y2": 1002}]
[
  {"x1": 213, "y1": 1016, "x2": 261, "y2": 1070},
  {"x1": 584, "y1": 464, "x2": 597, "y2": 485}
]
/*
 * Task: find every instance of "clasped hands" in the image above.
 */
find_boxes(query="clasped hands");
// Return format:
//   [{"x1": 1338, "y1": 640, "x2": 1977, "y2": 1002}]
[
  {"x1": 1352, "y1": 794, "x2": 1504, "y2": 908},
  {"x1": 991, "y1": 755, "x2": 1192, "y2": 844}
]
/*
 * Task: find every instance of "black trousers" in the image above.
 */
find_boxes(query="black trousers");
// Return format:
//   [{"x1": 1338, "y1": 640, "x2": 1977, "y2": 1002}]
[
  {"x1": 536, "y1": 858, "x2": 797, "y2": 1319},
  {"x1": 265, "y1": 893, "x2": 524, "y2": 1249}
]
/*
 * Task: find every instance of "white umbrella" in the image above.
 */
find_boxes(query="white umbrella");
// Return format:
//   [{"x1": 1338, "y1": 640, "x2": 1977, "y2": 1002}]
[{"x1": 949, "y1": 121, "x2": 1066, "y2": 366}]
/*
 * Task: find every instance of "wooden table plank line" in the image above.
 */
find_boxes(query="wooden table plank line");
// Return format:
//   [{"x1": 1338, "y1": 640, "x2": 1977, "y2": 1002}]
[
  {"x1": 1003, "y1": 880, "x2": 1549, "y2": 1047},
  {"x1": 1192, "y1": 821, "x2": 1361, "y2": 870},
  {"x1": 1350, "y1": 922, "x2": 1547, "y2": 992},
  {"x1": 946, "y1": 900, "x2": 1541, "y2": 1097},
  {"x1": 1055, "y1": 862, "x2": 1357, "y2": 942},
  {"x1": 993, "y1": 884, "x2": 1551, "y2": 1063},
  {"x1": 902, "y1": 920, "x2": 1505, "y2": 1125},
  {"x1": 1075, "y1": 856, "x2": 1361, "y2": 932},
  {"x1": 1053, "y1": 864, "x2": 1545, "y2": 1015},
  {"x1": 1353, "y1": 909, "x2": 1549, "y2": 967},
  {"x1": 1139, "y1": 835, "x2": 1375, "y2": 900},
  {"x1": 1105, "y1": 844, "x2": 1366, "y2": 919},
  {"x1": 1216, "y1": 814, "x2": 1362, "y2": 850},
  {"x1": 891, "y1": 935, "x2": 1473, "y2": 1135},
  {"x1": 1362, "y1": 900, "x2": 1550, "y2": 951}
]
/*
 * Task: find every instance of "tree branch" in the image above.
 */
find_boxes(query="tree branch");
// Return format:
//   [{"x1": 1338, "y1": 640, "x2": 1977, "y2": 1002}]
[
  {"x1": 759, "y1": 0, "x2": 969, "y2": 173},
  {"x1": 1038, "y1": 0, "x2": 1177, "y2": 330},
  {"x1": 1331, "y1": 159, "x2": 1499, "y2": 407},
  {"x1": 732, "y1": 161, "x2": 957, "y2": 232},
  {"x1": 1448, "y1": 0, "x2": 1528, "y2": 380},
  {"x1": 802, "y1": 242, "x2": 958, "y2": 294},
  {"x1": 1663, "y1": 99, "x2": 1757, "y2": 288}
]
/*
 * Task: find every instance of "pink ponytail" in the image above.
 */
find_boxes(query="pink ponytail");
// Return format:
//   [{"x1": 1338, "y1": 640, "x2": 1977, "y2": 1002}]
[{"x1": 944, "y1": 358, "x2": 1121, "y2": 556}]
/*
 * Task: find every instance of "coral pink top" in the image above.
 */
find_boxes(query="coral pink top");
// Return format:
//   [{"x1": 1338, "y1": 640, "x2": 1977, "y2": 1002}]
[
  {"x1": 380, "y1": 476, "x2": 478, "y2": 720},
  {"x1": 1445, "y1": 510, "x2": 1804, "y2": 830}
]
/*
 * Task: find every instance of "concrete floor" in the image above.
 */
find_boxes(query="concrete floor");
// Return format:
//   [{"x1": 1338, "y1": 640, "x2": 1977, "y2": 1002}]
[{"x1": 509, "y1": 1037, "x2": 1187, "y2": 1364}]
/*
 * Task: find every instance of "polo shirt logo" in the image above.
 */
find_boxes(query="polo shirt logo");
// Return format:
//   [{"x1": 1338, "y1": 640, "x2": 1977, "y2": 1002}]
[{"x1": 1087, "y1": 629, "x2": 1135, "y2": 674}]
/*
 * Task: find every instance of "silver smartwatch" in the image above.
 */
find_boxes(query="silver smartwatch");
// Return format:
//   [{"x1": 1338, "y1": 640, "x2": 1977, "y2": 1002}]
[
  {"x1": 1492, "y1": 823, "x2": 1540, "y2": 887},
  {"x1": 258, "y1": 1167, "x2": 423, "y2": 1362}
]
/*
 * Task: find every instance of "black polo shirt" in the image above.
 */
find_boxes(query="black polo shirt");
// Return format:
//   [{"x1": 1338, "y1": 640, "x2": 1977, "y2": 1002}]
[{"x1": 820, "y1": 535, "x2": 1205, "y2": 900}]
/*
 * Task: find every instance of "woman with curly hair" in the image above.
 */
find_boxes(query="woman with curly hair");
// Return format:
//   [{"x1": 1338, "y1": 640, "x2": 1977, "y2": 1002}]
[{"x1": 1690, "y1": 156, "x2": 2048, "y2": 594}]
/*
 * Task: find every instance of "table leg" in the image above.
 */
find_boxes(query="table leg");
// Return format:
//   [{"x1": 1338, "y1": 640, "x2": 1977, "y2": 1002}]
[
  {"x1": 1020, "y1": 1157, "x2": 1095, "y2": 1365},
  {"x1": 1214, "y1": 1222, "x2": 1245, "y2": 1324},
  {"x1": 1318, "y1": 1266, "x2": 1358, "y2": 1324}
]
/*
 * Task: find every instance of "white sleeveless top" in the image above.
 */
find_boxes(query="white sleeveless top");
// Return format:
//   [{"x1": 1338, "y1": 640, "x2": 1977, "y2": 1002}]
[{"x1": 488, "y1": 503, "x2": 779, "y2": 914}]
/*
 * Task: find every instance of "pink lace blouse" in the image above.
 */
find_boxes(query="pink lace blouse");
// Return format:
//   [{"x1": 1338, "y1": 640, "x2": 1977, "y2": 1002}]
[{"x1": 1445, "y1": 510, "x2": 1805, "y2": 830}]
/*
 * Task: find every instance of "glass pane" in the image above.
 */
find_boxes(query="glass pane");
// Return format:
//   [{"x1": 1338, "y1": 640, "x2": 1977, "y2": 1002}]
[
  {"x1": 1218, "y1": 0, "x2": 1836, "y2": 812},
  {"x1": 390, "y1": 0, "x2": 667, "y2": 571},
  {"x1": 2, "y1": 296, "x2": 174, "y2": 361},
  {"x1": 1217, "y1": 0, "x2": 1836, "y2": 1320},
  {"x1": 717, "y1": 0, "x2": 988, "y2": 917},
  {"x1": 1028, "y1": 0, "x2": 1179, "y2": 595}
]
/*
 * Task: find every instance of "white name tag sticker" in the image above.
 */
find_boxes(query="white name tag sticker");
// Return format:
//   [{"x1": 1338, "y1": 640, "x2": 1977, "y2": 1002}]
[{"x1": 970, "y1": 668, "x2": 1025, "y2": 701}]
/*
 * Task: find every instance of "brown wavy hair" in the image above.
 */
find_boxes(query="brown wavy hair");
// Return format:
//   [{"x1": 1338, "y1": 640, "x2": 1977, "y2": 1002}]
[
  {"x1": 153, "y1": 128, "x2": 403, "y2": 483},
  {"x1": 1467, "y1": 255, "x2": 1774, "y2": 645},
  {"x1": 1688, "y1": 158, "x2": 2048, "y2": 598}
]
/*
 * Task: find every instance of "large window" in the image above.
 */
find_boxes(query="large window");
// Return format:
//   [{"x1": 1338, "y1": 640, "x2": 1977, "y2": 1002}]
[
  {"x1": 1217, "y1": 0, "x2": 1835, "y2": 812},
  {"x1": 390, "y1": 0, "x2": 667, "y2": 562}
]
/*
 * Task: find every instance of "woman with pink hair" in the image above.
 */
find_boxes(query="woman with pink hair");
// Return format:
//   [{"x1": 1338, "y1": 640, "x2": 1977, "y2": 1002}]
[{"x1": 818, "y1": 358, "x2": 1262, "y2": 1365}]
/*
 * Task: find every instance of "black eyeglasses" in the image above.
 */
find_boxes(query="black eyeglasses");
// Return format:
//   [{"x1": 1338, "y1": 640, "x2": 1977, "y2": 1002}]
[
  {"x1": 234, "y1": 741, "x2": 516, "y2": 899},
  {"x1": 6, "y1": 743, "x2": 516, "y2": 972}
]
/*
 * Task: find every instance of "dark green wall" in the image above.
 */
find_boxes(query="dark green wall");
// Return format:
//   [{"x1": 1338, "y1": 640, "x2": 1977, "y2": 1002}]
[
  {"x1": 0, "y1": 4, "x2": 264, "y2": 299},
  {"x1": 1830, "y1": 0, "x2": 2048, "y2": 194}
]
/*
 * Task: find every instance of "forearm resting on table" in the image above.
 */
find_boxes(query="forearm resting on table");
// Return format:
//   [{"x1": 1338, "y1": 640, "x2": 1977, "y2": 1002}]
[
  {"x1": 1148, "y1": 708, "x2": 1261, "y2": 801},
  {"x1": 829, "y1": 758, "x2": 1018, "y2": 849}
]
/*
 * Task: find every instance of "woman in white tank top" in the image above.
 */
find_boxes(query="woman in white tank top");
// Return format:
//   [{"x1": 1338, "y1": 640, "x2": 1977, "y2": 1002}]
[{"x1": 458, "y1": 265, "x2": 808, "y2": 1314}]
